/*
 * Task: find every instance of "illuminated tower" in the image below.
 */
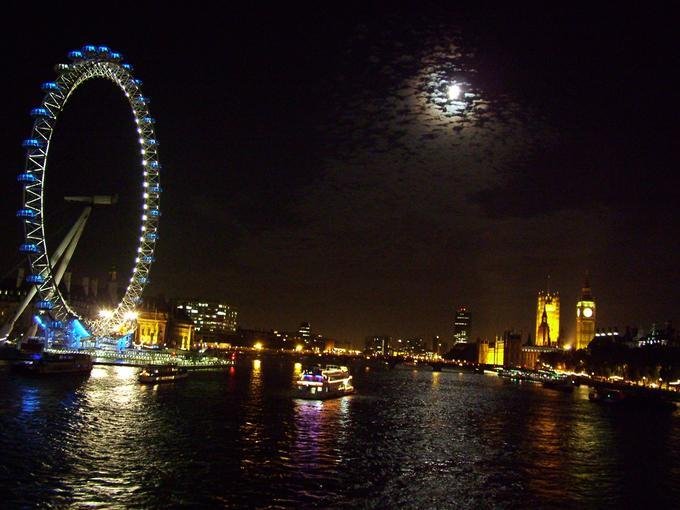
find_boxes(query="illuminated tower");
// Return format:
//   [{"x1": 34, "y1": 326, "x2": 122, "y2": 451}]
[
  {"x1": 299, "y1": 322, "x2": 311, "y2": 341},
  {"x1": 535, "y1": 282, "x2": 560, "y2": 346},
  {"x1": 575, "y1": 273, "x2": 596, "y2": 350},
  {"x1": 453, "y1": 305, "x2": 471, "y2": 343},
  {"x1": 537, "y1": 306, "x2": 551, "y2": 346}
]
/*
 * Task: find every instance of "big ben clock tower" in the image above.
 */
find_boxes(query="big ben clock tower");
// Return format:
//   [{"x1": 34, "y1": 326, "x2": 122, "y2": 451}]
[{"x1": 575, "y1": 273, "x2": 596, "y2": 350}]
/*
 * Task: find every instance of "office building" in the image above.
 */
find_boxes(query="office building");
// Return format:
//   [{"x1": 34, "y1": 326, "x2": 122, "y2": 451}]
[
  {"x1": 453, "y1": 305, "x2": 471, "y2": 343},
  {"x1": 175, "y1": 300, "x2": 237, "y2": 342}
]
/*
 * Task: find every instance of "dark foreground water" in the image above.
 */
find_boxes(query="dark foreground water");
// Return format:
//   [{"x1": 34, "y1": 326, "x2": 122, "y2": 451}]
[{"x1": 1, "y1": 357, "x2": 678, "y2": 509}]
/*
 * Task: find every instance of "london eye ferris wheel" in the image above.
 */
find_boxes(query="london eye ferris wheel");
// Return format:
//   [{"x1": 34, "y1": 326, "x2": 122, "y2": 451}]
[{"x1": 15, "y1": 45, "x2": 161, "y2": 345}]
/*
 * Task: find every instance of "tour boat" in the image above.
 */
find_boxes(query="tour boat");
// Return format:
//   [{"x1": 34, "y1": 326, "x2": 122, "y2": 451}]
[
  {"x1": 12, "y1": 352, "x2": 93, "y2": 375},
  {"x1": 294, "y1": 365, "x2": 354, "y2": 400},
  {"x1": 138, "y1": 364, "x2": 188, "y2": 384}
]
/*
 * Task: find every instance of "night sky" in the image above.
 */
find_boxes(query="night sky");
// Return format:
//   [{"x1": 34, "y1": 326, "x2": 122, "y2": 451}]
[{"x1": 1, "y1": 3, "x2": 678, "y2": 346}]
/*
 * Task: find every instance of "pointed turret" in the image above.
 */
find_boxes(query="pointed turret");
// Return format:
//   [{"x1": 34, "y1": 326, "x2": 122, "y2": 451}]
[
  {"x1": 537, "y1": 305, "x2": 551, "y2": 347},
  {"x1": 536, "y1": 274, "x2": 560, "y2": 347}
]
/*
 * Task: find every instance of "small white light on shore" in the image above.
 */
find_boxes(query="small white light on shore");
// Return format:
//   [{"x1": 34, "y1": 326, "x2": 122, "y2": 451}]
[{"x1": 124, "y1": 311, "x2": 139, "y2": 321}]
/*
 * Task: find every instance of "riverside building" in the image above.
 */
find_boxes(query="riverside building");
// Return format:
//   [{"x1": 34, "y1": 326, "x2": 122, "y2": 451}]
[{"x1": 175, "y1": 301, "x2": 237, "y2": 342}]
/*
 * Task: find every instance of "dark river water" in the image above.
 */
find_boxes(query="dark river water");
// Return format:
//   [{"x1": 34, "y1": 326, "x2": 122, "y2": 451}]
[{"x1": 1, "y1": 356, "x2": 678, "y2": 509}]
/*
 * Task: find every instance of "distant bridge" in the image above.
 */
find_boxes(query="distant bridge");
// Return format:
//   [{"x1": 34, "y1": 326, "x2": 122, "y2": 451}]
[{"x1": 229, "y1": 349, "x2": 480, "y2": 372}]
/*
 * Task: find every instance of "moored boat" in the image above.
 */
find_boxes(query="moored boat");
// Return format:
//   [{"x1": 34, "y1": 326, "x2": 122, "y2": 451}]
[
  {"x1": 394, "y1": 360, "x2": 420, "y2": 370},
  {"x1": 588, "y1": 388, "x2": 625, "y2": 403},
  {"x1": 589, "y1": 387, "x2": 676, "y2": 411},
  {"x1": 430, "y1": 361, "x2": 444, "y2": 372},
  {"x1": 500, "y1": 368, "x2": 573, "y2": 389},
  {"x1": 12, "y1": 352, "x2": 93, "y2": 375},
  {"x1": 294, "y1": 365, "x2": 354, "y2": 400},
  {"x1": 542, "y1": 377, "x2": 575, "y2": 392},
  {"x1": 138, "y1": 364, "x2": 188, "y2": 384}
]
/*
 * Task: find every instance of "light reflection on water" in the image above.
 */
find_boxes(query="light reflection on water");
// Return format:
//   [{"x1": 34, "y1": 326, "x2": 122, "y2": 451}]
[
  {"x1": 431, "y1": 370, "x2": 440, "y2": 387},
  {"x1": 20, "y1": 386, "x2": 39, "y2": 414},
  {"x1": 0, "y1": 361, "x2": 678, "y2": 508}
]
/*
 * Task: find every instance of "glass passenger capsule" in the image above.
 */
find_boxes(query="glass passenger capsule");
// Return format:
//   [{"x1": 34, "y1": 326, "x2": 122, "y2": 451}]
[
  {"x1": 30, "y1": 107, "x2": 50, "y2": 118},
  {"x1": 17, "y1": 173, "x2": 38, "y2": 183},
  {"x1": 16, "y1": 208, "x2": 37, "y2": 218},
  {"x1": 22, "y1": 139, "x2": 46, "y2": 148},
  {"x1": 19, "y1": 243, "x2": 40, "y2": 254},
  {"x1": 41, "y1": 82, "x2": 60, "y2": 92},
  {"x1": 25, "y1": 274, "x2": 45, "y2": 284}
]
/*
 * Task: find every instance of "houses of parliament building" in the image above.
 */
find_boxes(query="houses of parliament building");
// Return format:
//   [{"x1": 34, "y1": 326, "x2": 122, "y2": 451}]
[{"x1": 533, "y1": 274, "x2": 595, "y2": 350}]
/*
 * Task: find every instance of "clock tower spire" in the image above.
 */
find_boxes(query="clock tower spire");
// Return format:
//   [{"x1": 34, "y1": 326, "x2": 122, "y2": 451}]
[
  {"x1": 582, "y1": 271, "x2": 592, "y2": 299},
  {"x1": 575, "y1": 272, "x2": 596, "y2": 350}
]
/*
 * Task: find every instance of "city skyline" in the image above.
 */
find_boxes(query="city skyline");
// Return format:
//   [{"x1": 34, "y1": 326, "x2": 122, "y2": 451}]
[
  {"x1": 0, "y1": 3, "x2": 677, "y2": 345},
  {"x1": 1, "y1": 255, "x2": 668, "y2": 350}
]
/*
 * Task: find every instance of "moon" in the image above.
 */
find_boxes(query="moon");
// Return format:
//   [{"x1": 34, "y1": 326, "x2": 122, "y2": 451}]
[{"x1": 447, "y1": 83, "x2": 461, "y2": 100}]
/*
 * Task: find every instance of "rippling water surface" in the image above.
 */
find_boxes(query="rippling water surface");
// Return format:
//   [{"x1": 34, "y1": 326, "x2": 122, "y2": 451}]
[{"x1": 1, "y1": 358, "x2": 678, "y2": 508}]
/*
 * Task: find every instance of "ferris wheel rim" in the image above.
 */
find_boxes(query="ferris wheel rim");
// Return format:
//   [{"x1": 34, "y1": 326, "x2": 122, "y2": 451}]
[{"x1": 18, "y1": 45, "x2": 161, "y2": 338}]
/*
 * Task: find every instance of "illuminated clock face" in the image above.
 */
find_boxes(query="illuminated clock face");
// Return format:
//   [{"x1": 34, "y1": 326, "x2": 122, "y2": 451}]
[{"x1": 583, "y1": 307, "x2": 593, "y2": 318}]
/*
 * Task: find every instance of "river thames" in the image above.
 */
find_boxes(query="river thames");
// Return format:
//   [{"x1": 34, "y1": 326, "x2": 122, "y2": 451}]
[{"x1": 1, "y1": 357, "x2": 678, "y2": 508}]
